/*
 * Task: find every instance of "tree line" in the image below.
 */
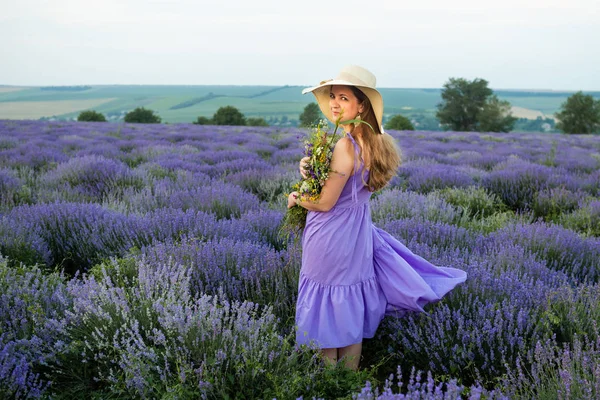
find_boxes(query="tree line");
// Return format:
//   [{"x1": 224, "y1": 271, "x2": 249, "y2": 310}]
[
  {"x1": 78, "y1": 106, "x2": 269, "y2": 127},
  {"x1": 78, "y1": 77, "x2": 600, "y2": 134},
  {"x1": 434, "y1": 78, "x2": 599, "y2": 134}
]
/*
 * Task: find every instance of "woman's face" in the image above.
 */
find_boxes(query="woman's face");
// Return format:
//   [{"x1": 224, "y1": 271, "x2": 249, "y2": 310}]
[{"x1": 329, "y1": 85, "x2": 364, "y2": 122}]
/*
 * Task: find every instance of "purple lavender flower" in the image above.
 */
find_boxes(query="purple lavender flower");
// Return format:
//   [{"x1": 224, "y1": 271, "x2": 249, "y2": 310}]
[
  {"x1": 42, "y1": 154, "x2": 143, "y2": 200},
  {"x1": 0, "y1": 257, "x2": 71, "y2": 398},
  {"x1": 482, "y1": 157, "x2": 554, "y2": 210}
]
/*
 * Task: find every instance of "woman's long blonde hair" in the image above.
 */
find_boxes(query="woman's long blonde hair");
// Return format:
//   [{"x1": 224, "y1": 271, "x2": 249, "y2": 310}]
[{"x1": 349, "y1": 86, "x2": 401, "y2": 192}]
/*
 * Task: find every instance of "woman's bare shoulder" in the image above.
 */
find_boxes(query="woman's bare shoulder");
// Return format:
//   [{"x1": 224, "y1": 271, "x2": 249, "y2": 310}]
[
  {"x1": 331, "y1": 136, "x2": 355, "y2": 172},
  {"x1": 334, "y1": 136, "x2": 354, "y2": 153}
]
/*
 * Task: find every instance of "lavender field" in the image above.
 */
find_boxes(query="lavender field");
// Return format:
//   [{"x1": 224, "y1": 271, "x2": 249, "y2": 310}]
[{"x1": 1, "y1": 119, "x2": 600, "y2": 399}]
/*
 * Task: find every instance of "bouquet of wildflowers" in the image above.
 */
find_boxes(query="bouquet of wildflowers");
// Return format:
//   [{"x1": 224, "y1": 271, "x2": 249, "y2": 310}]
[{"x1": 279, "y1": 117, "x2": 345, "y2": 237}]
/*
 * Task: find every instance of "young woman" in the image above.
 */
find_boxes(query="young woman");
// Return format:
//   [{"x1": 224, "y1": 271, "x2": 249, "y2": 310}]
[{"x1": 287, "y1": 65, "x2": 467, "y2": 370}]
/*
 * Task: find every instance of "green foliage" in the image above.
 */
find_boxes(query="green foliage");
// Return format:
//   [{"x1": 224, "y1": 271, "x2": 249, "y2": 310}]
[
  {"x1": 299, "y1": 102, "x2": 322, "y2": 127},
  {"x1": 436, "y1": 186, "x2": 507, "y2": 218},
  {"x1": 124, "y1": 107, "x2": 162, "y2": 124},
  {"x1": 402, "y1": 113, "x2": 442, "y2": 131},
  {"x1": 88, "y1": 256, "x2": 139, "y2": 287},
  {"x1": 539, "y1": 286, "x2": 600, "y2": 344},
  {"x1": 280, "y1": 121, "x2": 343, "y2": 237},
  {"x1": 384, "y1": 114, "x2": 415, "y2": 131},
  {"x1": 273, "y1": 361, "x2": 374, "y2": 399},
  {"x1": 212, "y1": 106, "x2": 246, "y2": 126},
  {"x1": 193, "y1": 116, "x2": 212, "y2": 125},
  {"x1": 477, "y1": 95, "x2": 517, "y2": 132},
  {"x1": 436, "y1": 78, "x2": 491, "y2": 131},
  {"x1": 436, "y1": 77, "x2": 516, "y2": 132},
  {"x1": 532, "y1": 187, "x2": 581, "y2": 221},
  {"x1": 514, "y1": 117, "x2": 556, "y2": 133},
  {"x1": 77, "y1": 110, "x2": 107, "y2": 122},
  {"x1": 555, "y1": 91, "x2": 600, "y2": 134},
  {"x1": 247, "y1": 117, "x2": 269, "y2": 126},
  {"x1": 460, "y1": 210, "x2": 520, "y2": 234},
  {"x1": 559, "y1": 202, "x2": 600, "y2": 237}
]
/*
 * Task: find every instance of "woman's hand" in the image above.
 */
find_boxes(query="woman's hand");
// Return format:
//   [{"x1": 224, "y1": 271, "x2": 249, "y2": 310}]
[
  {"x1": 287, "y1": 192, "x2": 299, "y2": 209},
  {"x1": 299, "y1": 156, "x2": 310, "y2": 179}
]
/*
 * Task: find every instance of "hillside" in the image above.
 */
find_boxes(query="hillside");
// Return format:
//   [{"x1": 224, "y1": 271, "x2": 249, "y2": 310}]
[{"x1": 0, "y1": 84, "x2": 599, "y2": 129}]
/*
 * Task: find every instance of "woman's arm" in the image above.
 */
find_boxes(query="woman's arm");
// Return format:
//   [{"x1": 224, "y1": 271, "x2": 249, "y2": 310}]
[{"x1": 287, "y1": 137, "x2": 355, "y2": 212}]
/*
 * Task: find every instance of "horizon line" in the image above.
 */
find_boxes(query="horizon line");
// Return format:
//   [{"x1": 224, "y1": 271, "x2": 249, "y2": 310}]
[{"x1": 1, "y1": 83, "x2": 599, "y2": 93}]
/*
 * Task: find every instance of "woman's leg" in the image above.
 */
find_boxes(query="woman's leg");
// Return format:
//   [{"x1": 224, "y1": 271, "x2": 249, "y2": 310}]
[
  {"x1": 338, "y1": 342, "x2": 362, "y2": 370},
  {"x1": 321, "y1": 348, "x2": 338, "y2": 366}
]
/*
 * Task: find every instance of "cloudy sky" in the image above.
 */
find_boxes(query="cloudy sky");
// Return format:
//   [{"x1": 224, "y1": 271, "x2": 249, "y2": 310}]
[{"x1": 2, "y1": 0, "x2": 598, "y2": 90}]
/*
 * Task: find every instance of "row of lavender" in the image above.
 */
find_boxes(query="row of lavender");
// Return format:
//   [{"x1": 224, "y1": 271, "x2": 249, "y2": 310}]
[{"x1": 1, "y1": 119, "x2": 599, "y2": 398}]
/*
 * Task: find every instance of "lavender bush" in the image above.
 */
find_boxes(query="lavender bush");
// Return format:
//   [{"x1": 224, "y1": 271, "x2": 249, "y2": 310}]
[
  {"x1": 353, "y1": 366, "x2": 508, "y2": 399},
  {"x1": 502, "y1": 333, "x2": 600, "y2": 399},
  {"x1": 370, "y1": 189, "x2": 466, "y2": 226},
  {"x1": 0, "y1": 168, "x2": 22, "y2": 209},
  {"x1": 58, "y1": 256, "x2": 370, "y2": 399},
  {"x1": 489, "y1": 222, "x2": 600, "y2": 282},
  {"x1": 0, "y1": 256, "x2": 71, "y2": 398},
  {"x1": 559, "y1": 199, "x2": 600, "y2": 237},
  {"x1": 482, "y1": 158, "x2": 554, "y2": 211},
  {"x1": 41, "y1": 154, "x2": 144, "y2": 201},
  {"x1": 141, "y1": 237, "x2": 300, "y2": 323},
  {"x1": 400, "y1": 162, "x2": 475, "y2": 193},
  {"x1": 60, "y1": 257, "x2": 297, "y2": 398}
]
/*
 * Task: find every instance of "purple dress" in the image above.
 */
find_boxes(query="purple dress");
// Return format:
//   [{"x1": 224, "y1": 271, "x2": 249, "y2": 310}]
[{"x1": 295, "y1": 133, "x2": 467, "y2": 349}]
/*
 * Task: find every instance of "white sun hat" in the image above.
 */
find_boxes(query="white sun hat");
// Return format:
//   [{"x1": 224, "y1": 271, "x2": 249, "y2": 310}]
[{"x1": 302, "y1": 65, "x2": 384, "y2": 133}]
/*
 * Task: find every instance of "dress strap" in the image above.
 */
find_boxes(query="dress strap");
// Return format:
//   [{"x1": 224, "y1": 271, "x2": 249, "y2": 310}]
[{"x1": 346, "y1": 133, "x2": 360, "y2": 203}]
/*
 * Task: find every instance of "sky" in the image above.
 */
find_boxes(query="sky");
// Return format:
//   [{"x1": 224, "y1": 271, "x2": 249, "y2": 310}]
[{"x1": 1, "y1": 0, "x2": 599, "y2": 90}]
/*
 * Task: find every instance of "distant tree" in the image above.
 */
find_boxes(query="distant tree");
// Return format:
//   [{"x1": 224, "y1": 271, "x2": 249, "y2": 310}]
[
  {"x1": 212, "y1": 106, "x2": 246, "y2": 126},
  {"x1": 478, "y1": 96, "x2": 517, "y2": 133},
  {"x1": 384, "y1": 114, "x2": 415, "y2": 131},
  {"x1": 124, "y1": 107, "x2": 161, "y2": 124},
  {"x1": 436, "y1": 77, "x2": 515, "y2": 132},
  {"x1": 513, "y1": 117, "x2": 556, "y2": 133},
  {"x1": 77, "y1": 110, "x2": 106, "y2": 122},
  {"x1": 193, "y1": 116, "x2": 212, "y2": 125},
  {"x1": 436, "y1": 78, "x2": 491, "y2": 131},
  {"x1": 247, "y1": 117, "x2": 269, "y2": 127},
  {"x1": 555, "y1": 91, "x2": 600, "y2": 134},
  {"x1": 299, "y1": 103, "x2": 321, "y2": 127}
]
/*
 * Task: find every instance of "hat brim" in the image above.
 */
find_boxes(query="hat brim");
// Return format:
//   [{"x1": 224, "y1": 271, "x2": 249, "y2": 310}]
[{"x1": 302, "y1": 79, "x2": 384, "y2": 133}]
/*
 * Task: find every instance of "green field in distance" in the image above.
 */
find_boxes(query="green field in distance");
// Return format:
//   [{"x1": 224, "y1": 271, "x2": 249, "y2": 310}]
[{"x1": 1, "y1": 84, "x2": 598, "y2": 126}]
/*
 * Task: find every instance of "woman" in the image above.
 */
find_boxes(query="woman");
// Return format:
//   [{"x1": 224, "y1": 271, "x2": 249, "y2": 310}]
[{"x1": 287, "y1": 65, "x2": 467, "y2": 370}]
